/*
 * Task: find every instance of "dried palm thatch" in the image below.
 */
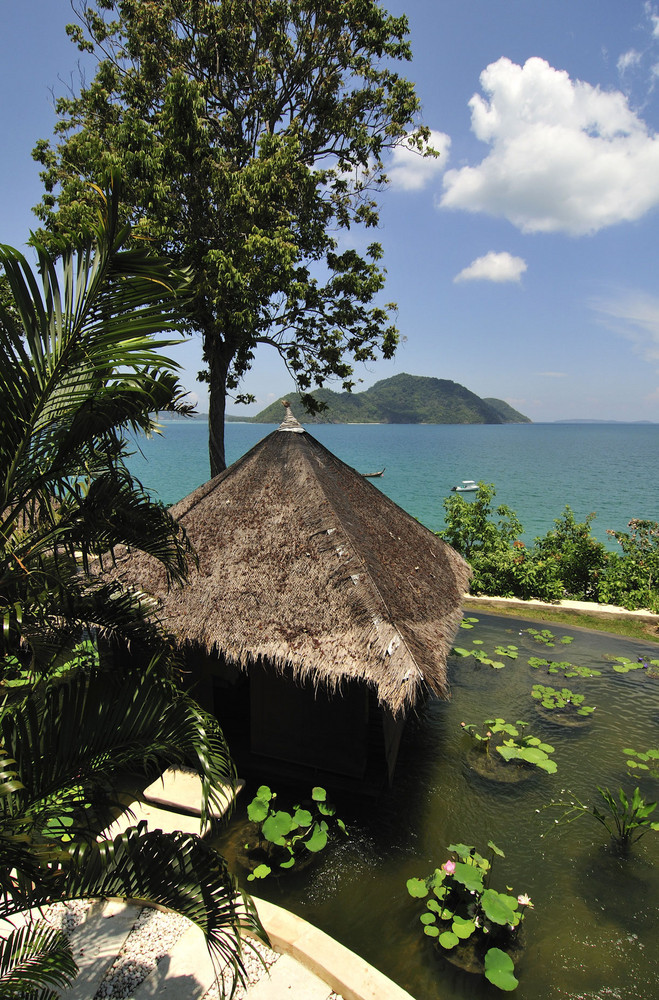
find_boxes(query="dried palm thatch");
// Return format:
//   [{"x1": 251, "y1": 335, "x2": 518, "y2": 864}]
[{"x1": 112, "y1": 405, "x2": 471, "y2": 715}]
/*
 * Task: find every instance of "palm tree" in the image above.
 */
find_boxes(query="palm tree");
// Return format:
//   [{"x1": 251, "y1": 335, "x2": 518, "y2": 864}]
[
  {"x1": 0, "y1": 177, "x2": 194, "y2": 667},
  {"x1": 0, "y1": 182, "x2": 263, "y2": 997}
]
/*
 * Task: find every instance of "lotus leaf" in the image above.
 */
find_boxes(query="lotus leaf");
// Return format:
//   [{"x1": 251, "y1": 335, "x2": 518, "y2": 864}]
[
  {"x1": 517, "y1": 747, "x2": 548, "y2": 764},
  {"x1": 293, "y1": 808, "x2": 312, "y2": 827},
  {"x1": 448, "y1": 842, "x2": 482, "y2": 860},
  {"x1": 484, "y1": 947, "x2": 519, "y2": 991},
  {"x1": 451, "y1": 916, "x2": 476, "y2": 939},
  {"x1": 495, "y1": 644, "x2": 518, "y2": 659},
  {"x1": 312, "y1": 787, "x2": 327, "y2": 802},
  {"x1": 420, "y1": 912, "x2": 436, "y2": 925},
  {"x1": 424, "y1": 924, "x2": 440, "y2": 938},
  {"x1": 262, "y1": 810, "x2": 294, "y2": 844},
  {"x1": 438, "y1": 930, "x2": 459, "y2": 949},
  {"x1": 305, "y1": 821, "x2": 329, "y2": 852},
  {"x1": 612, "y1": 657, "x2": 645, "y2": 673},
  {"x1": 453, "y1": 861, "x2": 485, "y2": 893},
  {"x1": 247, "y1": 798, "x2": 270, "y2": 823},
  {"x1": 525, "y1": 737, "x2": 555, "y2": 752},
  {"x1": 460, "y1": 617, "x2": 479, "y2": 628},
  {"x1": 406, "y1": 877, "x2": 428, "y2": 898},
  {"x1": 247, "y1": 863, "x2": 272, "y2": 880},
  {"x1": 481, "y1": 888, "x2": 518, "y2": 925}
]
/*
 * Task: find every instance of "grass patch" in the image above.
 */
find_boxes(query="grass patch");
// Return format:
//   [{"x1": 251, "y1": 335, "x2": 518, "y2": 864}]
[{"x1": 463, "y1": 599, "x2": 659, "y2": 644}]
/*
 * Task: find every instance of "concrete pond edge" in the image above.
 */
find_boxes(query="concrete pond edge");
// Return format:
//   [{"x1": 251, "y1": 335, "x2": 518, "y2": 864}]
[{"x1": 250, "y1": 897, "x2": 416, "y2": 1000}]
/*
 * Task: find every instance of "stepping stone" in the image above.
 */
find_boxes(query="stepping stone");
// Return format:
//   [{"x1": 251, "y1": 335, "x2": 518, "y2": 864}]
[
  {"x1": 143, "y1": 767, "x2": 245, "y2": 819},
  {"x1": 100, "y1": 801, "x2": 209, "y2": 841},
  {"x1": 58, "y1": 899, "x2": 136, "y2": 1000},
  {"x1": 130, "y1": 921, "x2": 217, "y2": 999},
  {"x1": 245, "y1": 953, "x2": 331, "y2": 1000}
]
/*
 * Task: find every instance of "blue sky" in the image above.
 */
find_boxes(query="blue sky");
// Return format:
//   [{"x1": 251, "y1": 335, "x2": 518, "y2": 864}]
[{"x1": 3, "y1": 0, "x2": 659, "y2": 421}]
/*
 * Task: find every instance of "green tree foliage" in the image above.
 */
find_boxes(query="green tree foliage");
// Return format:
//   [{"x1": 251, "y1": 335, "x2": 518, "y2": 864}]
[
  {"x1": 33, "y1": 0, "x2": 433, "y2": 473},
  {"x1": 441, "y1": 483, "x2": 524, "y2": 562},
  {"x1": 0, "y1": 186, "x2": 263, "y2": 996},
  {"x1": 533, "y1": 507, "x2": 607, "y2": 601},
  {"x1": 439, "y1": 484, "x2": 659, "y2": 611},
  {"x1": 600, "y1": 520, "x2": 659, "y2": 611}
]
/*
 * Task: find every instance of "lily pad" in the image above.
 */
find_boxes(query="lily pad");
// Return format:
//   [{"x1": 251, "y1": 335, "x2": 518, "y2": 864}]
[
  {"x1": 262, "y1": 810, "x2": 294, "y2": 843},
  {"x1": 484, "y1": 947, "x2": 519, "y2": 991},
  {"x1": 438, "y1": 930, "x2": 460, "y2": 949},
  {"x1": 452, "y1": 916, "x2": 476, "y2": 939},
  {"x1": 481, "y1": 888, "x2": 518, "y2": 925},
  {"x1": 305, "y1": 822, "x2": 329, "y2": 852},
  {"x1": 406, "y1": 877, "x2": 428, "y2": 898},
  {"x1": 247, "y1": 863, "x2": 272, "y2": 880},
  {"x1": 452, "y1": 861, "x2": 485, "y2": 893}
]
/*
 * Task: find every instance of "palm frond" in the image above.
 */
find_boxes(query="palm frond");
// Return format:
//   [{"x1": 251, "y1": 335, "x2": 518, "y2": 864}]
[
  {"x1": 49, "y1": 827, "x2": 262, "y2": 993},
  {"x1": 0, "y1": 828, "x2": 264, "y2": 999},
  {"x1": 1, "y1": 178, "x2": 197, "y2": 663},
  {"x1": 0, "y1": 920, "x2": 77, "y2": 998},
  {"x1": 1, "y1": 668, "x2": 233, "y2": 840}
]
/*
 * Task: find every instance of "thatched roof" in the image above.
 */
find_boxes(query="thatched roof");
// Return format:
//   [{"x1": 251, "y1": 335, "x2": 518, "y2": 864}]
[{"x1": 113, "y1": 405, "x2": 470, "y2": 714}]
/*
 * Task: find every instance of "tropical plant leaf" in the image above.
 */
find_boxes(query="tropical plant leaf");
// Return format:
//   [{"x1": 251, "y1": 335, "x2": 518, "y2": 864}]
[{"x1": 0, "y1": 920, "x2": 77, "y2": 997}]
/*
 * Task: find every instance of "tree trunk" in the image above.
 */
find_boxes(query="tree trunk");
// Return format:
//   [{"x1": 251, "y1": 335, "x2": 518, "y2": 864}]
[{"x1": 207, "y1": 337, "x2": 232, "y2": 477}]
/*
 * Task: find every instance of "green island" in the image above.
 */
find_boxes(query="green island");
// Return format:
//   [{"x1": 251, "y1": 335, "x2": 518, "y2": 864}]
[{"x1": 235, "y1": 373, "x2": 531, "y2": 424}]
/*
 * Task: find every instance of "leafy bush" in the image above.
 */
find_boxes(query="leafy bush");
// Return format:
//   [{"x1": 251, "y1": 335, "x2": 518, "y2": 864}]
[
  {"x1": 439, "y1": 485, "x2": 659, "y2": 611},
  {"x1": 597, "y1": 520, "x2": 659, "y2": 612},
  {"x1": 532, "y1": 507, "x2": 607, "y2": 600}
]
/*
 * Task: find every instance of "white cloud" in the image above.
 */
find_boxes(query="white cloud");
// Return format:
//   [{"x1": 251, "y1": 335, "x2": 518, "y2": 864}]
[
  {"x1": 618, "y1": 49, "x2": 642, "y2": 74},
  {"x1": 388, "y1": 130, "x2": 450, "y2": 191},
  {"x1": 592, "y1": 291, "x2": 659, "y2": 364},
  {"x1": 439, "y1": 56, "x2": 659, "y2": 235},
  {"x1": 454, "y1": 250, "x2": 527, "y2": 283},
  {"x1": 646, "y1": 1, "x2": 659, "y2": 37}
]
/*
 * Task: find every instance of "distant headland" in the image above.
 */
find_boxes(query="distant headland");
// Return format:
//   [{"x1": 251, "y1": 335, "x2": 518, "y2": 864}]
[{"x1": 225, "y1": 374, "x2": 531, "y2": 425}]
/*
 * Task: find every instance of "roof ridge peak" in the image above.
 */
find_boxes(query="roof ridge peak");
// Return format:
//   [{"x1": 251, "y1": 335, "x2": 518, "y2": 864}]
[{"x1": 278, "y1": 400, "x2": 304, "y2": 433}]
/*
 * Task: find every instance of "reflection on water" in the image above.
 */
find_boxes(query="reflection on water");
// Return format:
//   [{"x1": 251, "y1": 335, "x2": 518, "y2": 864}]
[{"x1": 216, "y1": 613, "x2": 659, "y2": 1000}]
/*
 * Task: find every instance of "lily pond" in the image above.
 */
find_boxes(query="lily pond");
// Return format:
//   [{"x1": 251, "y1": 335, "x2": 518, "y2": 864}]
[{"x1": 216, "y1": 612, "x2": 659, "y2": 1000}]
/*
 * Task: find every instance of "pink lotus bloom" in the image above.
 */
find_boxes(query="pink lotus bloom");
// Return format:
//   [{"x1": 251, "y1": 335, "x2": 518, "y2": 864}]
[
  {"x1": 517, "y1": 893, "x2": 533, "y2": 907},
  {"x1": 442, "y1": 860, "x2": 456, "y2": 874}
]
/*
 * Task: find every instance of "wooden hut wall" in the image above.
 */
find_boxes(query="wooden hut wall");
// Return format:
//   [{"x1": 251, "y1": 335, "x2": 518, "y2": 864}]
[
  {"x1": 382, "y1": 707, "x2": 407, "y2": 785},
  {"x1": 249, "y1": 663, "x2": 369, "y2": 779}
]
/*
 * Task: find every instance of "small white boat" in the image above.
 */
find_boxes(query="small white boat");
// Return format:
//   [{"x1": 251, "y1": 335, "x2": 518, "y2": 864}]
[{"x1": 450, "y1": 480, "x2": 478, "y2": 493}]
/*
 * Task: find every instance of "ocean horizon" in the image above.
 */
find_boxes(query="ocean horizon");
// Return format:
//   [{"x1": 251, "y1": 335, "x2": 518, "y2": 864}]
[{"x1": 126, "y1": 420, "x2": 659, "y2": 548}]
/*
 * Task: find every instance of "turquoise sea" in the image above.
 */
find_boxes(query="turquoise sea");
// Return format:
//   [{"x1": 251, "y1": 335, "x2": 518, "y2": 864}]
[{"x1": 126, "y1": 421, "x2": 659, "y2": 547}]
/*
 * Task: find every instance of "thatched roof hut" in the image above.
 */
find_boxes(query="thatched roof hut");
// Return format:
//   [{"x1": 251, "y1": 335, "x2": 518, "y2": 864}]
[{"x1": 115, "y1": 405, "x2": 470, "y2": 787}]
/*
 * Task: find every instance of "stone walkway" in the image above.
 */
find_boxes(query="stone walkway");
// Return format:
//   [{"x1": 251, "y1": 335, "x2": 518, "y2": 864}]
[{"x1": 42, "y1": 896, "x2": 413, "y2": 1000}]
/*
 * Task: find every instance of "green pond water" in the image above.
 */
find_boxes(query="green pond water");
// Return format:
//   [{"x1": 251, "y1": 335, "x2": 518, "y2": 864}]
[{"x1": 216, "y1": 613, "x2": 659, "y2": 1000}]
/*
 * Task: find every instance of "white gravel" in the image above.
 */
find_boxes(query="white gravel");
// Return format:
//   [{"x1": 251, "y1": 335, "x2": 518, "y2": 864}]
[
  {"x1": 41, "y1": 900, "x2": 343, "y2": 999},
  {"x1": 94, "y1": 907, "x2": 190, "y2": 998}
]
